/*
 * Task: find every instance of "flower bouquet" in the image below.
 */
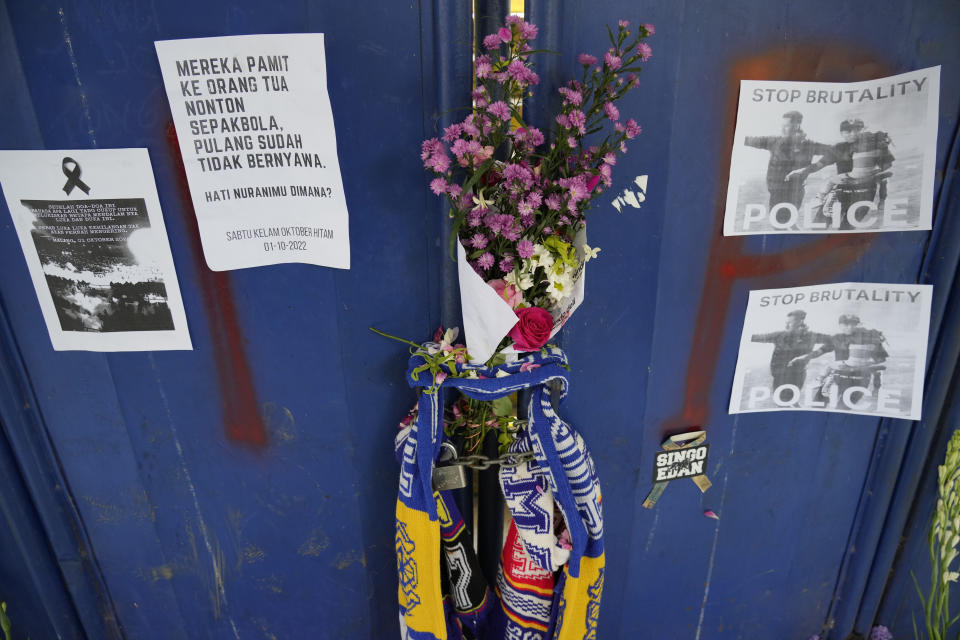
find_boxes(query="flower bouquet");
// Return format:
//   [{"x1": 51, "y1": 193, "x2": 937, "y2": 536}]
[{"x1": 422, "y1": 16, "x2": 653, "y2": 363}]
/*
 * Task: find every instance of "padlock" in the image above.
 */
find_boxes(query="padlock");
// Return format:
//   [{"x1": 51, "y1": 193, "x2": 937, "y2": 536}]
[{"x1": 432, "y1": 464, "x2": 468, "y2": 491}]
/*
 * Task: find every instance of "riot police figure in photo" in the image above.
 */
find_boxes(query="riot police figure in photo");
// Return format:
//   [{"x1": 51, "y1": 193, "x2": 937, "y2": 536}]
[
  {"x1": 743, "y1": 110, "x2": 832, "y2": 211},
  {"x1": 750, "y1": 309, "x2": 828, "y2": 398},
  {"x1": 787, "y1": 118, "x2": 895, "y2": 229},
  {"x1": 791, "y1": 313, "x2": 889, "y2": 410}
]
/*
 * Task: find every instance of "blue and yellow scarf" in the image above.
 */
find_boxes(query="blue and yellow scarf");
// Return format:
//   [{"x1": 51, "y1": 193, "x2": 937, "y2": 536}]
[{"x1": 395, "y1": 346, "x2": 604, "y2": 639}]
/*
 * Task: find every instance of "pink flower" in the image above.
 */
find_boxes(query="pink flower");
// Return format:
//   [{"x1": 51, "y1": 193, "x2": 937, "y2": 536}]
[
  {"x1": 487, "y1": 100, "x2": 511, "y2": 121},
  {"x1": 430, "y1": 177, "x2": 448, "y2": 195},
  {"x1": 624, "y1": 118, "x2": 642, "y2": 139},
  {"x1": 483, "y1": 33, "x2": 501, "y2": 49},
  {"x1": 471, "y1": 233, "x2": 488, "y2": 249},
  {"x1": 637, "y1": 42, "x2": 652, "y2": 61},
  {"x1": 488, "y1": 279, "x2": 523, "y2": 308},
  {"x1": 586, "y1": 174, "x2": 602, "y2": 193},
  {"x1": 517, "y1": 239, "x2": 535, "y2": 258},
  {"x1": 618, "y1": 19, "x2": 630, "y2": 28},
  {"x1": 475, "y1": 56, "x2": 492, "y2": 79},
  {"x1": 498, "y1": 26, "x2": 512, "y2": 42},
  {"x1": 519, "y1": 362, "x2": 541, "y2": 373},
  {"x1": 604, "y1": 52, "x2": 622, "y2": 70},
  {"x1": 508, "y1": 306, "x2": 553, "y2": 351},
  {"x1": 442, "y1": 123, "x2": 462, "y2": 143},
  {"x1": 643, "y1": 23, "x2": 655, "y2": 35},
  {"x1": 577, "y1": 53, "x2": 597, "y2": 66},
  {"x1": 478, "y1": 252, "x2": 495, "y2": 270},
  {"x1": 603, "y1": 102, "x2": 620, "y2": 122}
]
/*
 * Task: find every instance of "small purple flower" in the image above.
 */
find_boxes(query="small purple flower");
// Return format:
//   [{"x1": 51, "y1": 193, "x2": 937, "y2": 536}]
[
  {"x1": 568, "y1": 109, "x2": 586, "y2": 134},
  {"x1": 498, "y1": 26, "x2": 512, "y2": 42},
  {"x1": 483, "y1": 211, "x2": 503, "y2": 234},
  {"x1": 483, "y1": 33, "x2": 501, "y2": 50},
  {"x1": 624, "y1": 118, "x2": 642, "y2": 139},
  {"x1": 519, "y1": 22, "x2": 538, "y2": 39},
  {"x1": 467, "y1": 210, "x2": 484, "y2": 227},
  {"x1": 519, "y1": 212, "x2": 534, "y2": 228},
  {"x1": 567, "y1": 136, "x2": 577, "y2": 148},
  {"x1": 604, "y1": 52, "x2": 622, "y2": 70},
  {"x1": 643, "y1": 23, "x2": 655, "y2": 35},
  {"x1": 442, "y1": 123, "x2": 462, "y2": 143},
  {"x1": 487, "y1": 100, "x2": 511, "y2": 121},
  {"x1": 542, "y1": 226, "x2": 553, "y2": 236},
  {"x1": 577, "y1": 53, "x2": 597, "y2": 66},
  {"x1": 603, "y1": 152, "x2": 617, "y2": 165},
  {"x1": 421, "y1": 138, "x2": 443, "y2": 160},
  {"x1": 478, "y1": 252, "x2": 495, "y2": 270},
  {"x1": 637, "y1": 42, "x2": 652, "y2": 62},
  {"x1": 517, "y1": 239, "x2": 535, "y2": 258},
  {"x1": 499, "y1": 256, "x2": 514, "y2": 273},
  {"x1": 475, "y1": 56, "x2": 492, "y2": 79},
  {"x1": 604, "y1": 102, "x2": 620, "y2": 122},
  {"x1": 430, "y1": 177, "x2": 448, "y2": 195},
  {"x1": 619, "y1": 19, "x2": 630, "y2": 28},
  {"x1": 471, "y1": 233, "x2": 488, "y2": 249},
  {"x1": 556, "y1": 113, "x2": 571, "y2": 128},
  {"x1": 528, "y1": 128, "x2": 545, "y2": 146},
  {"x1": 558, "y1": 87, "x2": 583, "y2": 106},
  {"x1": 426, "y1": 153, "x2": 450, "y2": 173},
  {"x1": 869, "y1": 626, "x2": 893, "y2": 640},
  {"x1": 545, "y1": 193, "x2": 562, "y2": 211}
]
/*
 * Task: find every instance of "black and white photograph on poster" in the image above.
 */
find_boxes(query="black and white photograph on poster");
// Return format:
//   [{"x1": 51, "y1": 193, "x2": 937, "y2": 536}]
[
  {"x1": 155, "y1": 34, "x2": 350, "y2": 271},
  {"x1": 724, "y1": 67, "x2": 940, "y2": 236},
  {"x1": 0, "y1": 149, "x2": 192, "y2": 351},
  {"x1": 729, "y1": 283, "x2": 932, "y2": 420}
]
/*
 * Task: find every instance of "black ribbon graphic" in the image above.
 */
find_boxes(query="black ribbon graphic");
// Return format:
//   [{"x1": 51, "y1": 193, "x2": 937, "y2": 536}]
[{"x1": 61, "y1": 157, "x2": 90, "y2": 195}]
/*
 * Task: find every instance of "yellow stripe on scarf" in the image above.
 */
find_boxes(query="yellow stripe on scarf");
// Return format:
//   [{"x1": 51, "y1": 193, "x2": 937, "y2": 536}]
[
  {"x1": 396, "y1": 500, "x2": 446, "y2": 639},
  {"x1": 554, "y1": 554, "x2": 605, "y2": 640}
]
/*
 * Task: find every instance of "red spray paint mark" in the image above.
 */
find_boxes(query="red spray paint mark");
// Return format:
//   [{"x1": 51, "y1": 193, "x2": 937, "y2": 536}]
[
  {"x1": 662, "y1": 47, "x2": 893, "y2": 436},
  {"x1": 166, "y1": 123, "x2": 267, "y2": 447}
]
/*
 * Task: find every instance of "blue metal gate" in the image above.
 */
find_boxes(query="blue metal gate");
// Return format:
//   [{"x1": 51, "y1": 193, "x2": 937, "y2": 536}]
[{"x1": 0, "y1": 0, "x2": 958, "y2": 638}]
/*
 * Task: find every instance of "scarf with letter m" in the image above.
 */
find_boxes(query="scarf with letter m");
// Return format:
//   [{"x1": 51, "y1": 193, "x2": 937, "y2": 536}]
[{"x1": 395, "y1": 346, "x2": 604, "y2": 639}]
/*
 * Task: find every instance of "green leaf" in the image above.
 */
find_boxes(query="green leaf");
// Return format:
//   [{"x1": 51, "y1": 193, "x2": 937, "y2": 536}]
[{"x1": 491, "y1": 395, "x2": 513, "y2": 417}]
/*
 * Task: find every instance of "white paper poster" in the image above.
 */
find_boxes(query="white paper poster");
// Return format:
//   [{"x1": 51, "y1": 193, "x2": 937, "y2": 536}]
[
  {"x1": 724, "y1": 67, "x2": 940, "y2": 235},
  {"x1": 0, "y1": 149, "x2": 192, "y2": 351},
  {"x1": 155, "y1": 33, "x2": 350, "y2": 270},
  {"x1": 729, "y1": 283, "x2": 932, "y2": 420}
]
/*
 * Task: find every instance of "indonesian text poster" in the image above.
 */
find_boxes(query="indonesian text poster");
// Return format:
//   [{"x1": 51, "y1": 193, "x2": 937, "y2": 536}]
[
  {"x1": 0, "y1": 149, "x2": 192, "y2": 351},
  {"x1": 729, "y1": 283, "x2": 932, "y2": 420},
  {"x1": 155, "y1": 33, "x2": 350, "y2": 270},
  {"x1": 724, "y1": 67, "x2": 939, "y2": 235}
]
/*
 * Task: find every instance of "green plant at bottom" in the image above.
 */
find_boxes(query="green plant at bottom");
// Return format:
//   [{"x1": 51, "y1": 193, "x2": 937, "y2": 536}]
[
  {"x1": 1, "y1": 602, "x2": 12, "y2": 640},
  {"x1": 915, "y1": 428, "x2": 960, "y2": 640}
]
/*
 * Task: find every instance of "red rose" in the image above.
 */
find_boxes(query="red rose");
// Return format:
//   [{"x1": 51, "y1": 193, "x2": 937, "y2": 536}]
[{"x1": 508, "y1": 306, "x2": 554, "y2": 351}]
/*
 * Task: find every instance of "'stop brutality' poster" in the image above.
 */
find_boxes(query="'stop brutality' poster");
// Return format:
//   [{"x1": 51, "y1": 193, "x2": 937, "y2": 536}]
[
  {"x1": 724, "y1": 67, "x2": 940, "y2": 236},
  {"x1": 729, "y1": 283, "x2": 932, "y2": 420},
  {"x1": 0, "y1": 149, "x2": 192, "y2": 351}
]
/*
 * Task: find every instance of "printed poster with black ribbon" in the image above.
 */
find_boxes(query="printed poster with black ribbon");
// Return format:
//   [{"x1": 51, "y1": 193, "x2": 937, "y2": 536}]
[
  {"x1": 729, "y1": 283, "x2": 932, "y2": 420},
  {"x1": 0, "y1": 149, "x2": 192, "y2": 351},
  {"x1": 724, "y1": 66, "x2": 940, "y2": 235}
]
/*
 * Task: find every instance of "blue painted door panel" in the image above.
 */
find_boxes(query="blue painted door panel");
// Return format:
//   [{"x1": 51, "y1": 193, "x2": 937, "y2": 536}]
[
  {"x1": 527, "y1": 1, "x2": 960, "y2": 639},
  {"x1": 0, "y1": 0, "x2": 469, "y2": 637},
  {"x1": 0, "y1": 0, "x2": 959, "y2": 639}
]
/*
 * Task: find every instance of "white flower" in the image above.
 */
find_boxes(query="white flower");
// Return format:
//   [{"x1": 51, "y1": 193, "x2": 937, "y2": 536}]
[
  {"x1": 472, "y1": 188, "x2": 493, "y2": 210},
  {"x1": 944, "y1": 571, "x2": 959, "y2": 584},
  {"x1": 582, "y1": 243, "x2": 601, "y2": 262}
]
